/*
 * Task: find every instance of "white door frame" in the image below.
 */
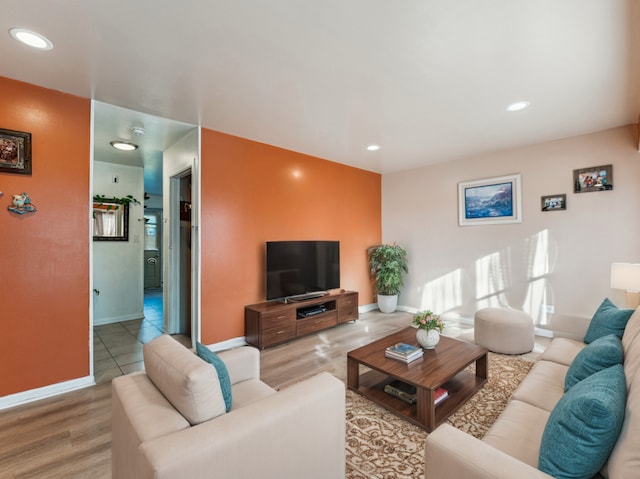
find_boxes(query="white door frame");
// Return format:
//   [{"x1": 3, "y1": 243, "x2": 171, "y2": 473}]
[{"x1": 166, "y1": 166, "x2": 200, "y2": 345}]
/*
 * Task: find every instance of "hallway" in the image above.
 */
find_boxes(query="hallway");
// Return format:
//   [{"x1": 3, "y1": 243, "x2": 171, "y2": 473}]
[{"x1": 93, "y1": 289, "x2": 190, "y2": 383}]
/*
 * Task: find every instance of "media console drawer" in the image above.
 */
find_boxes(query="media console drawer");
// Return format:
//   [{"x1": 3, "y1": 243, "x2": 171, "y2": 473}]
[
  {"x1": 262, "y1": 310, "x2": 295, "y2": 329},
  {"x1": 261, "y1": 324, "x2": 296, "y2": 348},
  {"x1": 296, "y1": 311, "x2": 338, "y2": 336},
  {"x1": 244, "y1": 291, "x2": 358, "y2": 349}
]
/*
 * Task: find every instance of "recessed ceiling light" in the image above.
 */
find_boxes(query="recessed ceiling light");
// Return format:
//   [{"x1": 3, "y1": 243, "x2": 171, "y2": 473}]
[
  {"x1": 366, "y1": 144, "x2": 381, "y2": 151},
  {"x1": 110, "y1": 140, "x2": 138, "y2": 151},
  {"x1": 506, "y1": 101, "x2": 531, "y2": 112},
  {"x1": 9, "y1": 28, "x2": 53, "y2": 50}
]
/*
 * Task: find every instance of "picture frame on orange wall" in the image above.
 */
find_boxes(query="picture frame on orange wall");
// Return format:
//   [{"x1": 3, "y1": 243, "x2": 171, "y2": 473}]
[{"x1": 0, "y1": 128, "x2": 32, "y2": 175}]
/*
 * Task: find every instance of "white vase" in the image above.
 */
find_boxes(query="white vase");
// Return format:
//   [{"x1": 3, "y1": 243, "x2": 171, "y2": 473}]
[
  {"x1": 416, "y1": 328, "x2": 440, "y2": 349},
  {"x1": 377, "y1": 294, "x2": 398, "y2": 313}
]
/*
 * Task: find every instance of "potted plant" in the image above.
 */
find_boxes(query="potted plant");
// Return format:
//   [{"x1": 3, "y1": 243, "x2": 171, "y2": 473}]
[{"x1": 368, "y1": 243, "x2": 408, "y2": 313}]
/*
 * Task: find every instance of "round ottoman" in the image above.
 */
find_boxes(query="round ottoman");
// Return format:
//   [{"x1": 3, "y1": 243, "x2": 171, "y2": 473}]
[{"x1": 474, "y1": 307, "x2": 534, "y2": 354}]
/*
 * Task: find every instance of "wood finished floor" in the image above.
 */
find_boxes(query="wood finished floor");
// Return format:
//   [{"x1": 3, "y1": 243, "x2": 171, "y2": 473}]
[{"x1": 0, "y1": 310, "x2": 546, "y2": 478}]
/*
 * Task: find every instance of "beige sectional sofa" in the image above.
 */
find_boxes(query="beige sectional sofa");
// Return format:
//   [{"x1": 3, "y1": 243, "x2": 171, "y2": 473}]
[
  {"x1": 112, "y1": 335, "x2": 345, "y2": 479},
  {"x1": 426, "y1": 304, "x2": 640, "y2": 479}
]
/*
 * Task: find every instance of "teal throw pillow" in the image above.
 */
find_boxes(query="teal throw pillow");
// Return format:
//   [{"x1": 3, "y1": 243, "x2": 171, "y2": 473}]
[
  {"x1": 564, "y1": 334, "x2": 623, "y2": 391},
  {"x1": 196, "y1": 342, "x2": 232, "y2": 412},
  {"x1": 539, "y1": 364, "x2": 626, "y2": 479},
  {"x1": 583, "y1": 298, "x2": 634, "y2": 343}
]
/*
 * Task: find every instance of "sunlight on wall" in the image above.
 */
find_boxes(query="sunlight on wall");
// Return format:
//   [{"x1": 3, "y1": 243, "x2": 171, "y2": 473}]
[
  {"x1": 417, "y1": 230, "x2": 554, "y2": 324},
  {"x1": 474, "y1": 251, "x2": 510, "y2": 309},
  {"x1": 419, "y1": 269, "x2": 463, "y2": 313},
  {"x1": 523, "y1": 229, "x2": 552, "y2": 326},
  {"x1": 528, "y1": 229, "x2": 550, "y2": 278}
]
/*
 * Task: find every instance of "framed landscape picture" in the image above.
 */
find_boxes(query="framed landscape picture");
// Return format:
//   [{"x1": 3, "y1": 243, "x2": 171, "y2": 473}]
[
  {"x1": 541, "y1": 194, "x2": 566, "y2": 211},
  {"x1": 0, "y1": 128, "x2": 32, "y2": 175},
  {"x1": 573, "y1": 164, "x2": 612, "y2": 193},
  {"x1": 458, "y1": 174, "x2": 522, "y2": 226}
]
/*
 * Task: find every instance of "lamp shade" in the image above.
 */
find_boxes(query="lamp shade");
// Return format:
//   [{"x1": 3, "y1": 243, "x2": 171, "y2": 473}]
[{"x1": 610, "y1": 263, "x2": 640, "y2": 292}]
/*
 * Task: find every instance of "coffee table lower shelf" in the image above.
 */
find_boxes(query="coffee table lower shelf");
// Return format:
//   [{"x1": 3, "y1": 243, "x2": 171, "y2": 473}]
[{"x1": 350, "y1": 368, "x2": 486, "y2": 431}]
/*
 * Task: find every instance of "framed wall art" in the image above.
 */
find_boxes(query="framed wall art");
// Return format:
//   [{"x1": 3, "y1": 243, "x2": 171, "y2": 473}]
[
  {"x1": 0, "y1": 128, "x2": 32, "y2": 175},
  {"x1": 573, "y1": 164, "x2": 612, "y2": 193},
  {"x1": 458, "y1": 173, "x2": 522, "y2": 226},
  {"x1": 541, "y1": 194, "x2": 566, "y2": 211}
]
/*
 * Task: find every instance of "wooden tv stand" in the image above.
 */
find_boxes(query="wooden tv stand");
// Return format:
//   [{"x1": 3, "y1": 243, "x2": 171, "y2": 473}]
[{"x1": 244, "y1": 291, "x2": 358, "y2": 349}]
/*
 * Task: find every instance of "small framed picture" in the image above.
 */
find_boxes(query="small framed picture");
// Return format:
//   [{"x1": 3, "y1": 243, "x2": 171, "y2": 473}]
[
  {"x1": 458, "y1": 174, "x2": 522, "y2": 226},
  {"x1": 541, "y1": 194, "x2": 566, "y2": 211},
  {"x1": 573, "y1": 164, "x2": 612, "y2": 193},
  {"x1": 0, "y1": 128, "x2": 32, "y2": 175}
]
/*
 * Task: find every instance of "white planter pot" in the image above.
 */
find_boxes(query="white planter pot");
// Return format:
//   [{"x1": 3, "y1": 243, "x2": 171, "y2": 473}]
[{"x1": 377, "y1": 294, "x2": 398, "y2": 313}]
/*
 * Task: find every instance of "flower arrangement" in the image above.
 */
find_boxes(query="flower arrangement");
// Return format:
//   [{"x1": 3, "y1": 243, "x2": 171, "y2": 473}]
[{"x1": 412, "y1": 310, "x2": 444, "y2": 332}]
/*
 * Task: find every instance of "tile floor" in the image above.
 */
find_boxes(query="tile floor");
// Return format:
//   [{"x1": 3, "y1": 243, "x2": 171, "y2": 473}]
[{"x1": 93, "y1": 289, "x2": 191, "y2": 383}]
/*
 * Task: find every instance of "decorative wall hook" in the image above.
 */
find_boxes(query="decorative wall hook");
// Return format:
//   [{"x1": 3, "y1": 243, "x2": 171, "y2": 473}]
[{"x1": 7, "y1": 191, "x2": 36, "y2": 214}]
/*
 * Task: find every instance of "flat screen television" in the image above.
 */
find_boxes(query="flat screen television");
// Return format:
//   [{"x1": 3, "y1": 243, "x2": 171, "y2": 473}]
[{"x1": 266, "y1": 240, "x2": 340, "y2": 301}]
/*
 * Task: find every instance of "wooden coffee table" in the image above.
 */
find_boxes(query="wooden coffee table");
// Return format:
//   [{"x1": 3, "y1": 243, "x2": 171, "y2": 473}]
[{"x1": 347, "y1": 327, "x2": 488, "y2": 431}]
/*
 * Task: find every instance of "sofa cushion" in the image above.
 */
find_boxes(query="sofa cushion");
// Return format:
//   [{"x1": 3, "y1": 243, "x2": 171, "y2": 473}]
[
  {"x1": 112, "y1": 372, "x2": 190, "y2": 443},
  {"x1": 583, "y1": 298, "x2": 634, "y2": 344},
  {"x1": 510, "y1": 360, "x2": 568, "y2": 412},
  {"x1": 143, "y1": 335, "x2": 226, "y2": 425},
  {"x1": 621, "y1": 307, "x2": 640, "y2": 354},
  {"x1": 538, "y1": 364, "x2": 626, "y2": 479},
  {"x1": 564, "y1": 334, "x2": 623, "y2": 391},
  {"x1": 196, "y1": 342, "x2": 232, "y2": 412},
  {"x1": 482, "y1": 399, "x2": 551, "y2": 467},
  {"x1": 232, "y1": 378, "x2": 277, "y2": 409},
  {"x1": 603, "y1": 365, "x2": 640, "y2": 479},
  {"x1": 621, "y1": 308, "x2": 640, "y2": 391},
  {"x1": 538, "y1": 337, "x2": 585, "y2": 366}
]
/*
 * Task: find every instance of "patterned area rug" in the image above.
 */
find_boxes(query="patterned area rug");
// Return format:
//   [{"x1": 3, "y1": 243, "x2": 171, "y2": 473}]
[{"x1": 345, "y1": 352, "x2": 534, "y2": 479}]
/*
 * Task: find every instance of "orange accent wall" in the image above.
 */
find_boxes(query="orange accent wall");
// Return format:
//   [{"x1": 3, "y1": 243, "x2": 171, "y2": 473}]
[
  {"x1": 200, "y1": 129, "x2": 381, "y2": 344},
  {"x1": 0, "y1": 77, "x2": 90, "y2": 396}
]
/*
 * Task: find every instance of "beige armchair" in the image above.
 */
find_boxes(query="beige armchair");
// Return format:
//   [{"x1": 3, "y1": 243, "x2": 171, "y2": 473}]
[{"x1": 112, "y1": 335, "x2": 346, "y2": 479}]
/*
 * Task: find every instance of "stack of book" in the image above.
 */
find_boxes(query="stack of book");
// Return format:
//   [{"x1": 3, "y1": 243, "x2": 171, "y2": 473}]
[
  {"x1": 385, "y1": 342, "x2": 424, "y2": 363},
  {"x1": 384, "y1": 380, "x2": 449, "y2": 406}
]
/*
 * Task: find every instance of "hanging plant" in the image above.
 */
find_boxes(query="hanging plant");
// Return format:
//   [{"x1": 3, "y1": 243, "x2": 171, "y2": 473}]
[{"x1": 93, "y1": 194, "x2": 140, "y2": 210}]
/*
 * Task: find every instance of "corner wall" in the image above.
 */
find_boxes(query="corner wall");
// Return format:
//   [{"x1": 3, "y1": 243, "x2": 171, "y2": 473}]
[
  {"x1": 92, "y1": 161, "x2": 145, "y2": 325},
  {"x1": 383, "y1": 125, "x2": 640, "y2": 337},
  {"x1": 0, "y1": 77, "x2": 90, "y2": 396},
  {"x1": 200, "y1": 129, "x2": 381, "y2": 344}
]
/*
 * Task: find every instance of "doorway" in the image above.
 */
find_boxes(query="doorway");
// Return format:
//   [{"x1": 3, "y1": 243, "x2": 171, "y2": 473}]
[
  {"x1": 91, "y1": 100, "x2": 199, "y2": 383},
  {"x1": 165, "y1": 168, "x2": 195, "y2": 340},
  {"x1": 178, "y1": 173, "x2": 192, "y2": 337}
]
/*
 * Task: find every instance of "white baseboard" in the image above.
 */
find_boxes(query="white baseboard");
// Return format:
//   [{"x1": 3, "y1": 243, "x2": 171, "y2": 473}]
[
  {"x1": 0, "y1": 375, "x2": 95, "y2": 411},
  {"x1": 206, "y1": 336, "x2": 248, "y2": 352},
  {"x1": 358, "y1": 303, "x2": 416, "y2": 314},
  {"x1": 94, "y1": 313, "x2": 144, "y2": 326},
  {"x1": 359, "y1": 303, "x2": 378, "y2": 313}
]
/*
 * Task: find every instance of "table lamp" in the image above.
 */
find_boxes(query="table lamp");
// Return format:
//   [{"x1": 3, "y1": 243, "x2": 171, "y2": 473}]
[{"x1": 610, "y1": 263, "x2": 640, "y2": 308}]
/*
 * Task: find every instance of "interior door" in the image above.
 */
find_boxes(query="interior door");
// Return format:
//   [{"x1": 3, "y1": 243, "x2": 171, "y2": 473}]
[{"x1": 144, "y1": 212, "x2": 162, "y2": 288}]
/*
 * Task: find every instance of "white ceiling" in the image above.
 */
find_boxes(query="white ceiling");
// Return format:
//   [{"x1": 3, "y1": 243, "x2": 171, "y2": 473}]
[{"x1": 1, "y1": 0, "x2": 639, "y2": 174}]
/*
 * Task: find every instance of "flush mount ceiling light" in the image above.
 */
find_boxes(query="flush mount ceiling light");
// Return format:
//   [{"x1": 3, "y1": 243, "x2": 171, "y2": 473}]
[
  {"x1": 366, "y1": 144, "x2": 381, "y2": 151},
  {"x1": 110, "y1": 140, "x2": 138, "y2": 151},
  {"x1": 506, "y1": 101, "x2": 531, "y2": 112},
  {"x1": 9, "y1": 28, "x2": 53, "y2": 50}
]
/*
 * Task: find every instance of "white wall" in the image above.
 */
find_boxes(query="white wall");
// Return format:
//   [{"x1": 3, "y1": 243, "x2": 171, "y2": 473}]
[
  {"x1": 383, "y1": 125, "x2": 640, "y2": 338},
  {"x1": 93, "y1": 161, "x2": 145, "y2": 325}
]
